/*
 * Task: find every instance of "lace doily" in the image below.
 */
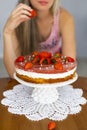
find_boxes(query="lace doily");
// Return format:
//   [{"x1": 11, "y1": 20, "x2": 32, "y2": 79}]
[{"x1": 1, "y1": 84, "x2": 86, "y2": 121}]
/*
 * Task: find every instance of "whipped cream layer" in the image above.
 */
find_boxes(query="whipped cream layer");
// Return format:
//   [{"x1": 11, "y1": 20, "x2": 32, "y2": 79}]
[{"x1": 15, "y1": 67, "x2": 76, "y2": 79}]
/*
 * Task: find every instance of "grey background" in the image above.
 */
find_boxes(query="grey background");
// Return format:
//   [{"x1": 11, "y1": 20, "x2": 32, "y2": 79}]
[
  {"x1": 0, "y1": 0, "x2": 87, "y2": 58},
  {"x1": 62, "y1": 0, "x2": 87, "y2": 58}
]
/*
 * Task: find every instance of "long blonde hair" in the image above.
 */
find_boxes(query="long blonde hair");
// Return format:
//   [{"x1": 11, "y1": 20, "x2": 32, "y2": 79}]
[{"x1": 16, "y1": 0, "x2": 60, "y2": 55}]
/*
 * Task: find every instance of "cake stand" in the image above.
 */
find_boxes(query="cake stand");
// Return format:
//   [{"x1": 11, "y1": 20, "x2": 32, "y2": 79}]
[{"x1": 14, "y1": 73, "x2": 78, "y2": 104}]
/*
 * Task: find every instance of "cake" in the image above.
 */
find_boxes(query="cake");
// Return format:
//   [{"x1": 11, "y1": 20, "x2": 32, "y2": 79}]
[{"x1": 14, "y1": 51, "x2": 77, "y2": 84}]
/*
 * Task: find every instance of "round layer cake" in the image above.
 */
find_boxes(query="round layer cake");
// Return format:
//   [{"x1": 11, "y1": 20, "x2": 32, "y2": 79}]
[{"x1": 14, "y1": 51, "x2": 77, "y2": 84}]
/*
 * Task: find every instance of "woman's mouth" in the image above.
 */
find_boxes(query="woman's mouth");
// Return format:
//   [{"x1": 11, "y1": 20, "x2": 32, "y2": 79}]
[{"x1": 38, "y1": 1, "x2": 48, "y2": 6}]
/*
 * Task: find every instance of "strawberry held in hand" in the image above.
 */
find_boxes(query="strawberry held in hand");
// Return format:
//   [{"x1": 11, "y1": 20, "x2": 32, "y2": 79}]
[{"x1": 29, "y1": 9, "x2": 36, "y2": 18}]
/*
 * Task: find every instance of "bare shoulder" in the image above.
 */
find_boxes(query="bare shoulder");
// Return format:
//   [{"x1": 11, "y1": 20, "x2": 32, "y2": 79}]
[
  {"x1": 59, "y1": 7, "x2": 74, "y2": 32},
  {"x1": 60, "y1": 7, "x2": 73, "y2": 19},
  {"x1": 60, "y1": 7, "x2": 74, "y2": 23}
]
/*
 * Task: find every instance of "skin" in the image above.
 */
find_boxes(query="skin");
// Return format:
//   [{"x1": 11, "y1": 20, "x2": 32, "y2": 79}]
[{"x1": 3, "y1": 0, "x2": 76, "y2": 78}]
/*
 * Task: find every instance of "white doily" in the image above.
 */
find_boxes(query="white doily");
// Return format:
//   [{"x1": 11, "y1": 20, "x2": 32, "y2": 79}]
[{"x1": 1, "y1": 84, "x2": 86, "y2": 121}]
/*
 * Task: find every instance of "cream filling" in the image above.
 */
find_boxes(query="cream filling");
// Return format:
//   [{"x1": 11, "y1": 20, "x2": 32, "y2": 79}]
[{"x1": 15, "y1": 67, "x2": 76, "y2": 79}]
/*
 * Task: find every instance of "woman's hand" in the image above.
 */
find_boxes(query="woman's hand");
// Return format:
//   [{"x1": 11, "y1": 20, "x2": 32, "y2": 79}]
[{"x1": 4, "y1": 3, "x2": 33, "y2": 34}]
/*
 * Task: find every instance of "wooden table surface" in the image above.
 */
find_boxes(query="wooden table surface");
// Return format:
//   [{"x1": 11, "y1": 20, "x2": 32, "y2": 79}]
[{"x1": 0, "y1": 77, "x2": 87, "y2": 130}]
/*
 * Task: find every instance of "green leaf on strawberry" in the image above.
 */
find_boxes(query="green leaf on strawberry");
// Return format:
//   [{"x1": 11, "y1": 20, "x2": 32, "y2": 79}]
[
  {"x1": 51, "y1": 58, "x2": 56, "y2": 64},
  {"x1": 54, "y1": 52, "x2": 61, "y2": 58},
  {"x1": 39, "y1": 58, "x2": 51, "y2": 65}
]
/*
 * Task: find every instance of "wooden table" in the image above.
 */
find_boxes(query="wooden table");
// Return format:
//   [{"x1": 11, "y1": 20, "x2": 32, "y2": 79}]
[{"x1": 0, "y1": 77, "x2": 87, "y2": 130}]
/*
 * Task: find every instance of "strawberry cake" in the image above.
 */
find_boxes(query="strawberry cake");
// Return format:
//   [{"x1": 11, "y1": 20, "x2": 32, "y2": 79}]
[{"x1": 14, "y1": 51, "x2": 77, "y2": 84}]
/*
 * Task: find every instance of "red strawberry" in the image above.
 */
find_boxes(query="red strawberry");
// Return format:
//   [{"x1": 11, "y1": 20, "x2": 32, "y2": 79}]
[
  {"x1": 39, "y1": 58, "x2": 46, "y2": 65},
  {"x1": 67, "y1": 56, "x2": 75, "y2": 62},
  {"x1": 56, "y1": 57, "x2": 61, "y2": 62},
  {"x1": 24, "y1": 62, "x2": 33, "y2": 70},
  {"x1": 16, "y1": 56, "x2": 24, "y2": 62},
  {"x1": 46, "y1": 58, "x2": 51, "y2": 65},
  {"x1": 29, "y1": 9, "x2": 36, "y2": 18},
  {"x1": 39, "y1": 51, "x2": 51, "y2": 58},
  {"x1": 32, "y1": 55, "x2": 40, "y2": 64},
  {"x1": 48, "y1": 121, "x2": 56, "y2": 130},
  {"x1": 54, "y1": 62, "x2": 63, "y2": 70}
]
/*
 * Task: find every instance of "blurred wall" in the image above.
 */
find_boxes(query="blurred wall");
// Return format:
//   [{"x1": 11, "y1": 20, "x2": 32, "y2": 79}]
[
  {"x1": 0, "y1": 0, "x2": 87, "y2": 58},
  {"x1": 0, "y1": 0, "x2": 17, "y2": 58},
  {"x1": 62, "y1": 0, "x2": 87, "y2": 58}
]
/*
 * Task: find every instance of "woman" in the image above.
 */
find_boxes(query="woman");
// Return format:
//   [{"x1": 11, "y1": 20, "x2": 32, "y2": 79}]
[{"x1": 3, "y1": 0, "x2": 76, "y2": 77}]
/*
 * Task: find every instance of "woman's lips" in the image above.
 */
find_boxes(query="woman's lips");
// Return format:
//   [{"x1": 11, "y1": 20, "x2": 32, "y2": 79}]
[{"x1": 38, "y1": 1, "x2": 48, "y2": 6}]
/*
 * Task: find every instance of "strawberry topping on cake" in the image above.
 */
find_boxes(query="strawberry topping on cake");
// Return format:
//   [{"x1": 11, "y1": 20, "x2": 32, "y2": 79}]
[{"x1": 14, "y1": 51, "x2": 77, "y2": 84}]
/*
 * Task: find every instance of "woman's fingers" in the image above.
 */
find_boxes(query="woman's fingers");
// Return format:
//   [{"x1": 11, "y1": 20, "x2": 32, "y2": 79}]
[
  {"x1": 10, "y1": 3, "x2": 33, "y2": 24},
  {"x1": 12, "y1": 8, "x2": 32, "y2": 19},
  {"x1": 15, "y1": 14, "x2": 30, "y2": 25},
  {"x1": 11, "y1": 3, "x2": 32, "y2": 16},
  {"x1": 10, "y1": 9, "x2": 32, "y2": 27},
  {"x1": 4, "y1": 3, "x2": 33, "y2": 34}
]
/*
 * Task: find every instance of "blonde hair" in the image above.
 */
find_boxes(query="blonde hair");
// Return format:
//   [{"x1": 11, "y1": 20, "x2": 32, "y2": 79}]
[{"x1": 16, "y1": 0, "x2": 60, "y2": 55}]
